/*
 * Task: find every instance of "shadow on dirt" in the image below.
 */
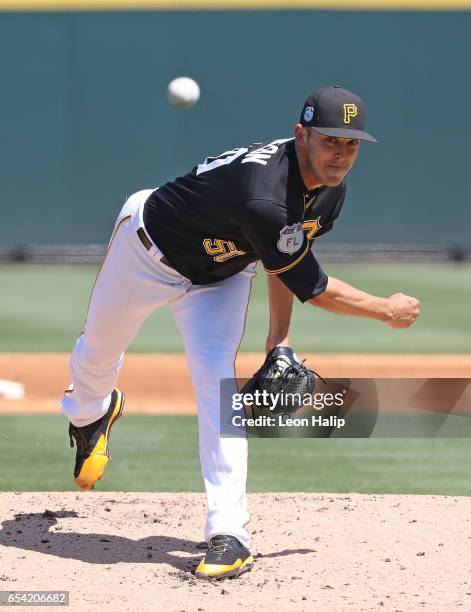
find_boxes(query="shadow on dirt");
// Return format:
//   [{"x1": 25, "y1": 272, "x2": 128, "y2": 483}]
[
  {"x1": 0, "y1": 510, "x2": 202, "y2": 571},
  {"x1": 0, "y1": 510, "x2": 316, "y2": 573}
]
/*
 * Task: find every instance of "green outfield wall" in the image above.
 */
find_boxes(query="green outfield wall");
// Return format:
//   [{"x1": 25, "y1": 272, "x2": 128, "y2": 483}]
[{"x1": 1, "y1": 9, "x2": 470, "y2": 245}]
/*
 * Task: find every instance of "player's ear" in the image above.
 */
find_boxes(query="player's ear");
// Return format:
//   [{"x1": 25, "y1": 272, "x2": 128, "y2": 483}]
[{"x1": 294, "y1": 124, "x2": 308, "y2": 147}]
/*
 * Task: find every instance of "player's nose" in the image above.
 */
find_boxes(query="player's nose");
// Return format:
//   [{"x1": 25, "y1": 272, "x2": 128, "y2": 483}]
[{"x1": 334, "y1": 143, "x2": 347, "y2": 158}]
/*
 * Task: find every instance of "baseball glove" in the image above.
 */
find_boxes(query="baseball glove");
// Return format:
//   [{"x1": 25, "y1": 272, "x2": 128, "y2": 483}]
[{"x1": 240, "y1": 346, "x2": 322, "y2": 415}]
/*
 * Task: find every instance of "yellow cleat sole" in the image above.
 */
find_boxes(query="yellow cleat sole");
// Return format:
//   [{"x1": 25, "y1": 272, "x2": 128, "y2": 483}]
[
  {"x1": 75, "y1": 454, "x2": 109, "y2": 491},
  {"x1": 195, "y1": 555, "x2": 254, "y2": 580},
  {"x1": 74, "y1": 390, "x2": 124, "y2": 491}
]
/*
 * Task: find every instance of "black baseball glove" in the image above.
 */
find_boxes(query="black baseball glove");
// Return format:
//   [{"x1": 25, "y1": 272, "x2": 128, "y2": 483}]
[{"x1": 240, "y1": 346, "x2": 321, "y2": 415}]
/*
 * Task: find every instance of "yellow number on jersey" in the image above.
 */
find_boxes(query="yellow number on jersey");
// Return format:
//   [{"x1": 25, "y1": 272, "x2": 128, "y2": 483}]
[{"x1": 203, "y1": 239, "x2": 246, "y2": 263}]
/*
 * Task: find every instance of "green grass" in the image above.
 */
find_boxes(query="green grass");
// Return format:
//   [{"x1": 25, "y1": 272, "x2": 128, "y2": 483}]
[
  {"x1": 0, "y1": 415, "x2": 470, "y2": 495},
  {"x1": 0, "y1": 262, "x2": 470, "y2": 352}
]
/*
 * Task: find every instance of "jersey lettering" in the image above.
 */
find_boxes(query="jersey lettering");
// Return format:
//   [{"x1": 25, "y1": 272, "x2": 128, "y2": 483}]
[
  {"x1": 241, "y1": 139, "x2": 291, "y2": 166},
  {"x1": 196, "y1": 148, "x2": 248, "y2": 175},
  {"x1": 203, "y1": 238, "x2": 246, "y2": 263}
]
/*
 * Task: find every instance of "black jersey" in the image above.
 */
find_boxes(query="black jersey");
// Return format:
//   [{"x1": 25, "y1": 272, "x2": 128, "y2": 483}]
[{"x1": 143, "y1": 138, "x2": 346, "y2": 302}]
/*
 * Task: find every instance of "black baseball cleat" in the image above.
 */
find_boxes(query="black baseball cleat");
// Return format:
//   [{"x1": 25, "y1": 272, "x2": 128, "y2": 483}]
[
  {"x1": 68, "y1": 388, "x2": 125, "y2": 491},
  {"x1": 195, "y1": 535, "x2": 254, "y2": 580}
]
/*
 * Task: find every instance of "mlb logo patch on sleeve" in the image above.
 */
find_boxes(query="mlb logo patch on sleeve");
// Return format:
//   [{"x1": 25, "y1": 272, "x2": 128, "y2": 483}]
[{"x1": 277, "y1": 223, "x2": 304, "y2": 255}]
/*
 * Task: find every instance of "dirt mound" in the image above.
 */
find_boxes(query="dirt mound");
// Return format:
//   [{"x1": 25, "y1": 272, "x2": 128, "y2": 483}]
[{"x1": 0, "y1": 492, "x2": 469, "y2": 611}]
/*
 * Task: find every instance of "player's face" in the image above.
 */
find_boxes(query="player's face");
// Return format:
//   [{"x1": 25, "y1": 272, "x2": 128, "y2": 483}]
[{"x1": 303, "y1": 129, "x2": 361, "y2": 187}]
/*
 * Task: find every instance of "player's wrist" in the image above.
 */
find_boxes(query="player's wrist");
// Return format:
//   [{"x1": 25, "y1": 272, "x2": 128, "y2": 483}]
[
  {"x1": 265, "y1": 334, "x2": 290, "y2": 354},
  {"x1": 380, "y1": 297, "x2": 396, "y2": 323}
]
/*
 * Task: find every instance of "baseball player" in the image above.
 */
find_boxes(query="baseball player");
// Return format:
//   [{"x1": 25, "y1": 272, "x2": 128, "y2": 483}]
[{"x1": 61, "y1": 85, "x2": 420, "y2": 580}]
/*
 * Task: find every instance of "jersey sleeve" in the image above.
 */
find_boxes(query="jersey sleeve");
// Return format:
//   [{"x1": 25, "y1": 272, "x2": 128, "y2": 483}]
[
  {"x1": 276, "y1": 249, "x2": 328, "y2": 302},
  {"x1": 239, "y1": 199, "x2": 328, "y2": 302}
]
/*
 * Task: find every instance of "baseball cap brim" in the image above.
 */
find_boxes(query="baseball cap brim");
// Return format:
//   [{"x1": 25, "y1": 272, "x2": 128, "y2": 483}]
[{"x1": 311, "y1": 126, "x2": 378, "y2": 144}]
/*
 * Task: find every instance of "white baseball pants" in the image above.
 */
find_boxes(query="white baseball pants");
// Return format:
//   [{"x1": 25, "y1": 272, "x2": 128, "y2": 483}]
[{"x1": 61, "y1": 189, "x2": 255, "y2": 547}]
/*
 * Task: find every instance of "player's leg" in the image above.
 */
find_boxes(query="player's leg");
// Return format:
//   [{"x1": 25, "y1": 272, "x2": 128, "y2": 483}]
[
  {"x1": 61, "y1": 189, "x2": 190, "y2": 489},
  {"x1": 171, "y1": 264, "x2": 256, "y2": 559}
]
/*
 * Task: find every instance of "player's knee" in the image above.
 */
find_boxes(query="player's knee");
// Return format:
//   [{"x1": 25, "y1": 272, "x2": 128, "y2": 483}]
[{"x1": 70, "y1": 341, "x2": 119, "y2": 374}]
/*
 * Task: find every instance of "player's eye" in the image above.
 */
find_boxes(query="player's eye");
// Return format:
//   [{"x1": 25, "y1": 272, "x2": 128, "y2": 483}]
[
  {"x1": 326, "y1": 137, "x2": 337, "y2": 145},
  {"x1": 348, "y1": 139, "x2": 360, "y2": 146}
]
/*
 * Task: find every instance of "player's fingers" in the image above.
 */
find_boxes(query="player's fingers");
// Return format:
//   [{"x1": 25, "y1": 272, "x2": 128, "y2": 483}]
[
  {"x1": 406, "y1": 299, "x2": 420, "y2": 315},
  {"x1": 388, "y1": 319, "x2": 409, "y2": 329}
]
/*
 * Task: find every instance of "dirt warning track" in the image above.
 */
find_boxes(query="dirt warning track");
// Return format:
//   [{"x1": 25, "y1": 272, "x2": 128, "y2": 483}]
[{"x1": 0, "y1": 353, "x2": 470, "y2": 415}]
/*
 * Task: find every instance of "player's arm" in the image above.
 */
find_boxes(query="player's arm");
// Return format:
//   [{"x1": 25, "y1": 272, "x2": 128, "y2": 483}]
[
  {"x1": 309, "y1": 276, "x2": 420, "y2": 328},
  {"x1": 265, "y1": 273, "x2": 294, "y2": 353}
]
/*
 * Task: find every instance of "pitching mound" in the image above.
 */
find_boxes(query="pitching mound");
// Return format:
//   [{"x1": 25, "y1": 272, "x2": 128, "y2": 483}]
[{"x1": 0, "y1": 492, "x2": 469, "y2": 611}]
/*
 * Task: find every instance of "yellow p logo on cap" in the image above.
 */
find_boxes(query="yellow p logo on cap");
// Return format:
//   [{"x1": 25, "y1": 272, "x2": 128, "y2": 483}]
[{"x1": 343, "y1": 104, "x2": 358, "y2": 124}]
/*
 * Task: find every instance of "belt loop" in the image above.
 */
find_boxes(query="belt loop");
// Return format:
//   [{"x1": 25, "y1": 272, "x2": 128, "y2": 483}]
[
  {"x1": 137, "y1": 227, "x2": 153, "y2": 251},
  {"x1": 137, "y1": 227, "x2": 173, "y2": 269}
]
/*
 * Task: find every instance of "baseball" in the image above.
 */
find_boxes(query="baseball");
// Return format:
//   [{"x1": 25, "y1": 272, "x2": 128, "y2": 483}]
[{"x1": 167, "y1": 76, "x2": 200, "y2": 109}]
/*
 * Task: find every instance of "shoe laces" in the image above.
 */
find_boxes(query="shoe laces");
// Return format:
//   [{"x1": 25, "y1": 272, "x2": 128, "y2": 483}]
[
  {"x1": 68, "y1": 424, "x2": 88, "y2": 452},
  {"x1": 208, "y1": 535, "x2": 233, "y2": 556}
]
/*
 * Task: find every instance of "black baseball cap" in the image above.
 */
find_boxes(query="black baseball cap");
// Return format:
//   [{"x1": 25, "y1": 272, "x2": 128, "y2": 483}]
[{"x1": 299, "y1": 85, "x2": 377, "y2": 143}]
